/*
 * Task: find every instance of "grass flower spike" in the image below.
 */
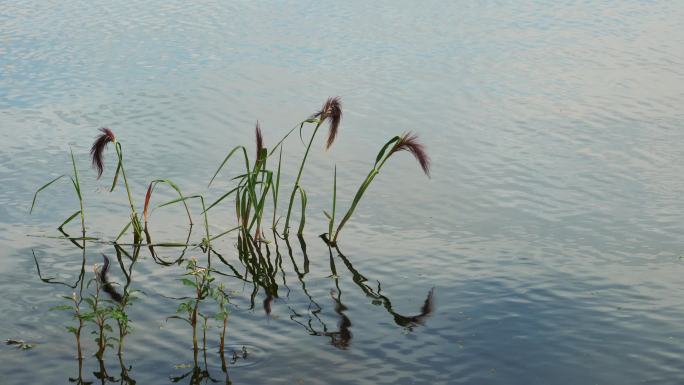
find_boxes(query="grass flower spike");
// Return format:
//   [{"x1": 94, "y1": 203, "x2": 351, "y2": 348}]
[
  {"x1": 316, "y1": 97, "x2": 342, "y2": 150},
  {"x1": 90, "y1": 128, "x2": 116, "y2": 179}
]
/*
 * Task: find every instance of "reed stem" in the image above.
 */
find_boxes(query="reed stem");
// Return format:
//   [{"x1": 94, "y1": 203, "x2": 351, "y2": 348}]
[{"x1": 283, "y1": 120, "x2": 322, "y2": 235}]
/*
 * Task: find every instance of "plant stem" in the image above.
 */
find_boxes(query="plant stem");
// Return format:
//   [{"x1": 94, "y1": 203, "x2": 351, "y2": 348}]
[
  {"x1": 332, "y1": 155, "x2": 391, "y2": 244},
  {"x1": 283, "y1": 121, "x2": 322, "y2": 235},
  {"x1": 115, "y1": 143, "x2": 141, "y2": 238}
]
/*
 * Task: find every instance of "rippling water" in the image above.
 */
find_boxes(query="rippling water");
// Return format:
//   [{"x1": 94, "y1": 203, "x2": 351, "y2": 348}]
[{"x1": 2, "y1": 1, "x2": 684, "y2": 384}]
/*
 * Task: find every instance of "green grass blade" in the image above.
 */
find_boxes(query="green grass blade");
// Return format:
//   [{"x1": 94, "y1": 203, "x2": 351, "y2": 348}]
[
  {"x1": 58, "y1": 210, "x2": 82, "y2": 230},
  {"x1": 30, "y1": 175, "x2": 66, "y2": 213},
  {"x1": 69, "y1": 149, "x2": 81, "y2": 197},
  {"x1": 208, "y1": 146, "x2": 249, "y2": 187},
  {"x1": 204, "y1": 186, "x2": 241, "y2": 213},
  {"x1": 110, "y1": 160, "x2": 122, "y2": 192},
  {"x1": 115, "y1": 220, "x2": 132, "y2": 242},
  {"x1": 329, "y1": 165, "x2": 336, "y2": 237},
  {"x1": 148, "y1": 179, "x2": 193, "y2": 224},
  {"x1": 374, "y1": 136, "x2": 401, "y2": 167},
  {"x1": 209, "y1": 225, "x2": 241, "y2": 242},
  {"x1": 297, "y1": 187, "x2": 307, "y2": 235},
  {"x1": 272, "y1": 146, "x2": 282, "y2": 228}
]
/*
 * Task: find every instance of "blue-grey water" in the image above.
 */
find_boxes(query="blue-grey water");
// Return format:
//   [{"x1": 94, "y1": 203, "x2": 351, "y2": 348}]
[{"x1": 2, "y1": 1, "x2": 684, "y2": 384}]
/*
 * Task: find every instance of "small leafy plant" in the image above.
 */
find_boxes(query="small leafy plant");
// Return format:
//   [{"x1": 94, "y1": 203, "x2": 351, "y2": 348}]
[{"x1": 169, "y1": 257, "x2": 214, "y2": 355}]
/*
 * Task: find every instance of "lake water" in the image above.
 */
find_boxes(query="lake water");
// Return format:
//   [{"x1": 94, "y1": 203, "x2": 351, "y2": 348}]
[{"x1": 1, "y1": 1, "x2": 684, "y2": 384}]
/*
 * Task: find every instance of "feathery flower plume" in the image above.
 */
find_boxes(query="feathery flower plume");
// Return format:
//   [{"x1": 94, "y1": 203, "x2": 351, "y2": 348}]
[
  {"x1": 255, "y1": 121, "x2": 264, "y2": 159},
  {"x1": 390, "y1": 132, "x2": 430, "y2": 177},
  {"x1": 90, "y1": 127, "x2": 116, "y2": 179},
  {"x1": 315, "y1": 97, "x2": 342, "y2": 149}
]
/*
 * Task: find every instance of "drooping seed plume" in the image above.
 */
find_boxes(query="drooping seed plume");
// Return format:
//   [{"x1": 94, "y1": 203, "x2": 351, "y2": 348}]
[
  {"x1": 90, "y1": 127, "x2": 116, "y2": 179},
  {"x1": 315, "y1": 97, "x2": 342, "y2": 149},
  {"x1": 390, "y1": 132, "x2": 430, "y2": 177}
]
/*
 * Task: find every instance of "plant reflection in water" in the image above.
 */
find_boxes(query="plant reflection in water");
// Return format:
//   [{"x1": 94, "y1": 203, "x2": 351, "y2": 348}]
[{"x1": 32, "y1": 221, "x2": 434, "y2": 384}]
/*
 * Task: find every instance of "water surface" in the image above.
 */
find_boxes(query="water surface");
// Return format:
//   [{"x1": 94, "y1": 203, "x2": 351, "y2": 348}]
[{"x1": 1, "y1": 1, "x2": 684, "y2": 384}]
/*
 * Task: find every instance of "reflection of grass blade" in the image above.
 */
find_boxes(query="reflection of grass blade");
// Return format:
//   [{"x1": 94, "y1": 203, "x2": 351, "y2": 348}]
[
  {"x1": 297, "y1": 187, "x2": 307, "y2": 235},
  {"x1": 30, "y1": 175, "x2": 66, "y2": 213}
]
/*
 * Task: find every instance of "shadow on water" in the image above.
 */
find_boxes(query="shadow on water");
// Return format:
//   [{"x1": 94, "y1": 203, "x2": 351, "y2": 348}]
[{"x1": 30, "y1": 225, "x2": 435, "y2": 384}]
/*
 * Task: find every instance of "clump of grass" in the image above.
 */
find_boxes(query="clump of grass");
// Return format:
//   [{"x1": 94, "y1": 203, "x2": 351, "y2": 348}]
[
  {"x1": 34, "y1": 100, "x2": 430, "y2": 249},
  {"x1": 331, "y1": 132, "x2": 430, "y2": 245},
  {"x1": 282, "y1": 97, "x2": 342, "y2": 236},
  {"x1": 207, "y1": 122, "x2": 273, "y2": 242}
]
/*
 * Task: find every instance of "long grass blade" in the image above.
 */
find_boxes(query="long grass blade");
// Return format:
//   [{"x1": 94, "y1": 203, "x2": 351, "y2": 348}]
[
  {"x1": 143, "y1": 183, "x2": 154, "y2": 222},
  {"x1": 30, "y1": 175, "x2": 66, "y2": 213},
  {"x1": 145, "y1": 179, "x2": 193, "y2": 224},
  {"x1": 110, "y1": 159, "x2": 122, "y2": 192},
  {"x1": 115, "y1": 220, "x2": 132, "y2": 242},
  {"x1": 69, "y1": 149, "x2": 81, "y2": 198},
  {"x1": 272, "y1": 146, "x2": 282, "y2": 228},
  {"x1": 329, "y1": 165, "x2": 336, "y2": 237},
  {"x1": 375, "y1": 136, "x2": 401, "y2": 167},
  {"x1": 204, "y1": 185, "x2": 241, "y2": 213},
  {"x1": 58, "y1": 210, "x2": 82, "y2": 230},
  {"x1": 208, "y1": 146, "x2": 249, "y2": 187},
  {"x1": 209, "y1": 225, "x2": 241, "y2": 242},
  {"x1": 297, "y1": 187, "x2": 307, "y2": 235}
]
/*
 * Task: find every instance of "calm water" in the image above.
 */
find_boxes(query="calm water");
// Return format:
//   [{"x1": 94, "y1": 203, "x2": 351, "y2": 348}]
[{"x1": 2, "y1": 1, "x2": 684, "y2": 384}]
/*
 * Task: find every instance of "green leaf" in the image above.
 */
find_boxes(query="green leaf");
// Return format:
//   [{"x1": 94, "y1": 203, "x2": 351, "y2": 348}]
[
  {"x1": 180, "y1": 278, "x2": 196, "y2": 287},
  {"x1": 50, "y1": 305, "x2": 74, "y2": 311},
  {"x1": 148, "y1": 179, "x2": 193, "y2": 224},
  {"x1": 110, "y1": 160, "x2": 122, "y2": 192},
  {"x1": 374, "y1": 136, "x2": 401, "y2": 167},
  {"x1": 115, "y1": 220, "x2": 132, "y2": 242},
  {"x1": 30, "y1": 175, "x2": 66, "y2": 213},
  {"x1": 208, "y1": 146, "x2": 250, "y2": 187},
  {"x1": 58, "y1": 211, "x2": 81, "y2": 230},
  {"x1": 297, "y1": 187, "x2": 307, "y2": 235}
]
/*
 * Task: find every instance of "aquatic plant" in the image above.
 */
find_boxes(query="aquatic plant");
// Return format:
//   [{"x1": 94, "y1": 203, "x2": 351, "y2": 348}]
[
  {"x1": 87, "y1": 264, "x2": 116, "y2": 359},
  {"x1": 211, "y1": 283, "x2": 231, "y2": 359},
  {"x1": 32, "y1": 100, "x2": 432, "y2": 252},
  {"x1": 50, "y1": 291, "x2": 86, "y2": 359},
  {"x1": 110, "y1": 249, "x2": 141, "y2": 356},
  {"x1": 169, "y1": 257, "x2": 214, "y2": 356},
  {"x1": 207, "y1": 122, "x2": 273, "y2": 241},
  {"x1": 282, "y1": 97, "x2": 342, "y2": 236},
  {"x1": 90, "y1": 128, "x2": 144, "y2": 243},
  {"x1": 331, "y1": 132, "x2": 430, "y2": 244}
]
